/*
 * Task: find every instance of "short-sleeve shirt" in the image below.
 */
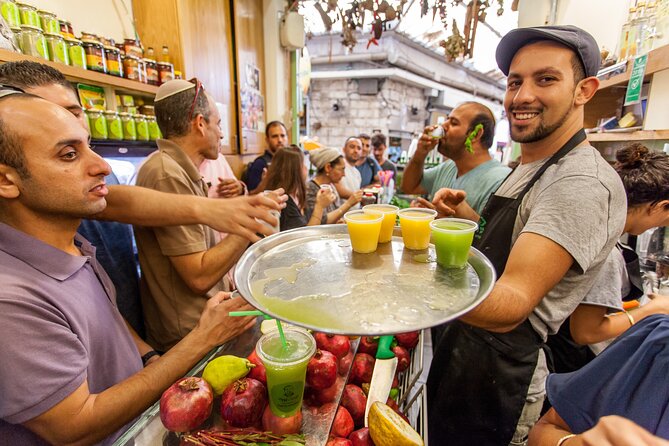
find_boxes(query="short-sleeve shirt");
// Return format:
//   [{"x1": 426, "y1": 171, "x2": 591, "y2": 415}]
[
  {"x1": 243, "y1": 151, "x2": 272, "y2": 192},
  {"x1": 305, "y1": 180, "x2": 340, "y2": 224},
  {"x1": 134, "y1": 139, "x2": 227, "y2": 351},
  {"x1": 0, "y1": 223, "x2": 142, "y2": 445},
  {"x1": 356, "y1": 157, "x2": 381, "y2": 187},
  {"x1": 420, "y1": 159, "x2": 511, "y2": 214},
  {"x1": 339, "y1": 161, "x2": 362, "y2": 208},
  {"x1": 547, "y1": 314, "x2": 669, "y2": 436},
  {"x1": 380, "y1": 159, "x2": 398, "y2": 178}
]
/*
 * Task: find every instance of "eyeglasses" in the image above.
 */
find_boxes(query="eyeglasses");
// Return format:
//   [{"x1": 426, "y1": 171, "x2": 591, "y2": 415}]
[
  {"x1": 187, "y1": 77, "x2": 202, "y2": 122},
  {"x1": 0, "y1": 84, "x2": 25, "y2": 99}
]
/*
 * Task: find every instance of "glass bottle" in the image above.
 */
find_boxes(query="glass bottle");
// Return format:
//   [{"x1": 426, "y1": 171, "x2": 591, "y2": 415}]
[{"x1": 160, "y1": 45, "x2": 171, "y2": 64}]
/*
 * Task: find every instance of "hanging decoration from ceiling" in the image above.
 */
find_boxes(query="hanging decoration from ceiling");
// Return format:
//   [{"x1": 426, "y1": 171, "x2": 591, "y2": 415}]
[{"x1": 298, "y1": 0, "x2": 506, "y2": 61}]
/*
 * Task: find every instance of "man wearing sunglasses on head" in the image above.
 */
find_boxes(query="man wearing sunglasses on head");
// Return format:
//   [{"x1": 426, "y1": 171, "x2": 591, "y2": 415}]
[{"x1": 134, "y1": 79, "x2": 260, "y2": 352}]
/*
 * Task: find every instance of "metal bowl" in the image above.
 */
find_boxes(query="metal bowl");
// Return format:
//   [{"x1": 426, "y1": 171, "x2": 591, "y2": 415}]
[{"x1": 235, "y1": 225, "x2": 495, "y2": 335}]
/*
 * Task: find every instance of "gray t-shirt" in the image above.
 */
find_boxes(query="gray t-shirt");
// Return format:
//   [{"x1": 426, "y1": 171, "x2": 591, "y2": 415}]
[
  {"x1": 495, "y1": 145, "x2": 626, "y2": 407},
  {"x1": 305, "y1": 180, "x2": 340, "y2": 224},
  {"x1": 0, "y1": 223, "x2": 142, "y2": 445},
  {"x1": 494, "y1": 145, "x2": 626, "y2": 340}
]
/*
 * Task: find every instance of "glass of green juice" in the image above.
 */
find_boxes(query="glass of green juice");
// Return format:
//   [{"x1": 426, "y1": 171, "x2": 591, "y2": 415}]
[
  {"x1": 255, "y1": 327, "x2": 316, "y2": 417},
  {"x1": 430, "y1": 218, "x2": 478, "y2": 268}
]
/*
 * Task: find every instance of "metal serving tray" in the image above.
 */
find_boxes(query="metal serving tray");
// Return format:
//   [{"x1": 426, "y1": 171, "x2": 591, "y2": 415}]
[{"x1": 235, "y1": 225, "x2": 495, "y2": 336}]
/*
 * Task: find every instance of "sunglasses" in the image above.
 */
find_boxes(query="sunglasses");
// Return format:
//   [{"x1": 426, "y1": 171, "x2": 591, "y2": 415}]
[
  {"x1": 187, "y1": 77, "x2": 203, "y2": 121},
  {"x1": 0, "y1": 84, "x2": 26, "y2": 99}
]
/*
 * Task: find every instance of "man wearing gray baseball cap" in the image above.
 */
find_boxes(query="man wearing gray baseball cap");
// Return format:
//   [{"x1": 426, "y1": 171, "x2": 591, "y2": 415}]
[{"x1": 426, "y1": 25, "x2": 627, "y2": 445}]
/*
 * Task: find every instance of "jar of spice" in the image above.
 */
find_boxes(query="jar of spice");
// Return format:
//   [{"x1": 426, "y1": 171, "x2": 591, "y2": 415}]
[
  {"x1": 45, "y1": 32, "x2": 69, "y2": 65},
  {"x1": 174, "y1": 70, "x2": 182, "y2": 80},
  {"x1": 66, "y1": 38, "x2": 86, "y2": 69},
  {"x1": 81, "y1": 38, "x2": 107, "y2": 73},
  {"x1": 123, "y1": 38, "x2": 143, "y2": 58},
  {"x1": 157, "y1": 61, "x2": 174, "y2": 85},
  {"x1": 19, "y1": 25, "x2": 48, "y2": 59},
  {"x1": 1, "y1": 0, "x2": 21, "y2": 28},
  {"x1": 80, "y1": 31, "x2": 98, "y2": 41},
  {"x1": 122, "y1": 54, "x2": 141, "y2": 81},
  {"x1": 139, "y1": 104, "x2": 155, "y2": 116},
  {"x1": 17, "y1": 2, "x2": 39, "y2": 28},
  {"x1": 137, "y1": 58, "x2": 147, "y2": 83},
  {"x1": 37, "y1": 9, "x2": 59, "y2": 34},
  {"x1": 135, "y1": 114, "x2": 150, "y2": 141},
  {"x1": 104, "y1": 45, "x2": 123, "y2": 77},
  {"x1": 120, "y1": 112, "x2": 137, "y2": 140},
  {"x1": 86, "y1": 110, "x2": 108, "y2": 140},
  {"x1": 147, "y1": 115, "x2": 161, "y2": 140},
  {"x1": 59, "y1": 20, "x2": 74, "y2": 39},
  {"x1": 143, "y1": 58, "x2": 159, "y2": 86},
  {"x1": 104, "y1": 111, "x2": 123, "y2": 140}
]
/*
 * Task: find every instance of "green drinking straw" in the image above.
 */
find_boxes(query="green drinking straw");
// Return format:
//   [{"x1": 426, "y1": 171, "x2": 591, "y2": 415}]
[
  {"x1": 275, "y1": 319, "x2": 288, "y2": 350},
  {"x1": 228, "y1": 310, "x2": 288, "y2": 349}
]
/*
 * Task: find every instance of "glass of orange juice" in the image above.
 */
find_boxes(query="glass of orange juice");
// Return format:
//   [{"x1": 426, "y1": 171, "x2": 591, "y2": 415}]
[
  {"x1": 363, "y1": 204, "x2": 399, "y2": 243},
  {"x1": 398, "y1": 208, "x2": 437, "y2": 250},
  {"x1": 344, "y1": 209, "x2": 384, "y2": 253}
]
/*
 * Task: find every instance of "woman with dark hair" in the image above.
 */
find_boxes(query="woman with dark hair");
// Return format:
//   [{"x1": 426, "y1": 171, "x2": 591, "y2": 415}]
[
  {"x1": 260, "y1": 145, "x2": 335, "y2": 231},
  {"x1": 548, "y1": 143, "x2": 669, "y2": 371},
  {"x1": 306, "y1": 148, "x2": 362, "y2": 224}
]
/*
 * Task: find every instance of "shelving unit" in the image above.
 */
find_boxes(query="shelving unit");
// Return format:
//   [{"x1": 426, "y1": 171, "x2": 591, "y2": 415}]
[
  {"x1": 0, "y1": 48, "x2": 158, "y2": 109},
  {"x1": 588, "y1": 129, "x2": 669, "y2": 142},
  {"x1": 598, "y1": 45, "x2": 669, "y2": 90}
]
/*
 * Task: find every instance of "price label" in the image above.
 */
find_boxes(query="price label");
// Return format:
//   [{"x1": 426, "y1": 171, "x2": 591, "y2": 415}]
[{"x1": 624, "y1": 54, "x2": 648, "y2": 105}]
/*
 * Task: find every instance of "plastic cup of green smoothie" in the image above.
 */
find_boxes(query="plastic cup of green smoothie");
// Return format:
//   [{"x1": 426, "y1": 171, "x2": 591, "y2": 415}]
[
  {"x1": 255, "y1": 327, "x2": 316, "y2": 417},
  {"x1": 430, "y1": 218, "x2": 478, "y2": 268}
]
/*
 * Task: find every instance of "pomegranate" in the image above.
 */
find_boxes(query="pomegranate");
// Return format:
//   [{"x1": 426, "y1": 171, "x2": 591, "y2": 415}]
[
  {"x1": 307, "y1": 349, "x2": 338, "y2": 390},
  {"x1": 160, "y1": 377, "x2": 213, "y2": 432},
  {"x1": 314, "y1": 381, "x2": 340, "y2": 405},
  {"x1": 394, "y1": 331, "x2": 419, "y2": 350},
  {"x1": 392, "y1": 373, "x2": 399, "y2": 388},
  {"x1": 262, "y1": 405, "x2": 302, "y2": 434},
  {"x1": 357, "y1": 336, "x2": 378, "y2": 356},
  {"x1": 392, "y1": 345, "x2": 410, "y2": 372},
  {"x1": 340, "y1": 384, "x2": 367, "y2": 427},
  {"x1": 326, "y1": 438, "x2": 353, "y2": 446},
  {"x1": 349, "y1": 353, "x2": 375, "y2": 386},
  {"x1": 349, "y1": 427, "x2": 375, "y2": 446},
  {"x1": 247, "y1": 350, "x2": 267, "y2": 385},
  {"x1": 220, "y1": 378, "x2": 267, "y2": 428},
  {"x1": 338, "y1": 350, "x2": 354, "y2": 376},
  {"x1": 315, "y1": 333, "x2": 351, "y2": 359},
  {"x1": 331, "y1": 405, "x2": 355, "y2": 438}
]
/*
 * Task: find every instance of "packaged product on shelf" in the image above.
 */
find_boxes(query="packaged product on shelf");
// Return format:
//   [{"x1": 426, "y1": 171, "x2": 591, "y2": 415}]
[
  {"x1": 135, "y1": 114, "x2": 150, "y2": 141},
  {"x1": 157, "y1": 61, "x2": 174, "y2": 85},
  {"x1": 139, "y1": 104, "x2": 154, "y2": 116},
  {"x1": 174, "y1": 70, "x2": 182, "y2": 80},
  {"x1": 19, "y1": 25, "x2": 48, "y2": 59},
  {"x1": 1, "y1": 0, "x2": 21, "y2": 28},
  {"x1": 37, "y1": 9, "x2": 58, "y2": 34},
  {"x1": 58, "y1": 19, "x2": 74, "y2": 39},
  {"x1": 143, "y1": 58, "x2": 159, "y2": 86},
  {"x1": 120, "y1": 94, "x2": 134, "y2": 107},
  {"x1": 122, "y1": 54, "x2": 142, "y2": 81},
  {"x1": 86, "y1": 109, "x2": 108, "y2": 140},
  {"x1": 137, "y1": 57, "x2": 147, "y2": 83},
  {"x1": 66, "y1": 38, "x2": 86, "y2": 69},
  {"x1": 16, "y1": 2, "x2": 38, "y2": 28},
  {"x1": 9, "y1": 27, "x2": 21, "y2": 52},
  {"x1": 77, "y1": 83, "x2": 106, "y2": 110},
  {"x1": 45, "y1": 32, "x2": 69, "y2": 65},
  {"x1": 104, "y1": 44, "x2": 123, "y2": 77},
  {"x1": 120, "y1": 112, "x2": 137, "y2": 140},
  {"x1": 81, "y1": 36, "x2": 107, "y2": 73},
  {"x1": 160, "y1": 45, "x2": 171, "y2": 63},
  {"x1": 104, "y1": 110, "x2": 123, "y2": 141},
  {"x1": 123, "y1": 37, "x2": 142, "y2": 58},
  {"x1": 147, "y1": 115, "x2": 161, "y2": 140}
]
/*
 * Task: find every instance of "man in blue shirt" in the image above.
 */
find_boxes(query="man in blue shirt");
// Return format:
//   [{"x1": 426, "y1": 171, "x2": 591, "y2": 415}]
[
  {"x1": 355, "y1": 133, "x2": 382, "y2": 188},
  {"x1": 243, "y1": 121, "x2": 288, "y2": 192},
  {"x1": 401, "y1": 102, "x2": 510, "y2": 214}
]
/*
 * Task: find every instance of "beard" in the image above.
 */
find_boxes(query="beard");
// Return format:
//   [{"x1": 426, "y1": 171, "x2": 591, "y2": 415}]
[{"x1": 510, "y1": 103, "x2": 573, "y2": 144}]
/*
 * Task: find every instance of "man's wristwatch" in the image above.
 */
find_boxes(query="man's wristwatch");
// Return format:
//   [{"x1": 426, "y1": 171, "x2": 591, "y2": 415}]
[{"x1": 141, "y1": 350, "x2": 159, "y2": 366}]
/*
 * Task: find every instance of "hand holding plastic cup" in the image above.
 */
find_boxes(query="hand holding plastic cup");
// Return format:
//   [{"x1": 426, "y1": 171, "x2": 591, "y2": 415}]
[
  {"x1": 430, "y1": 218, "x2": 478, "y2": 268},
  {"x1": 363, "y1": 204, "x2": 399, "y2": 243},
  {"x1": 255, "y1": 327, "x2": 316, "y2": 417},
  {"x1": 344, "y1": 209, "x2": 384, "y2": 253},
  {"x1": 398, "y1": 208, "x2": 437, "y2": 250}
]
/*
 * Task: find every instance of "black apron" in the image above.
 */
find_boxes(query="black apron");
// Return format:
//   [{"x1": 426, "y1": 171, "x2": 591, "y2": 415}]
[
  {"x1": 427, "y1": 130, "x2": 587, "y2": 446},
  {"x1": 545, "y1": 242, "x2": 645, "y2": 374}
]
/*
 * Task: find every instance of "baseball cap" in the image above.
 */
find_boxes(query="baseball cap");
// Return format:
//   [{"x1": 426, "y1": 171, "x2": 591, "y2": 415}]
[{"x1": 496, "y1": 25, "x2": 601, "y2": 78}]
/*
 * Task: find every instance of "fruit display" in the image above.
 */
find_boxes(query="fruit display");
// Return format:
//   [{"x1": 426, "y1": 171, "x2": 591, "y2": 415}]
[{"x1": 157, "y1": 330, "x2": 425, "y2": 445}]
